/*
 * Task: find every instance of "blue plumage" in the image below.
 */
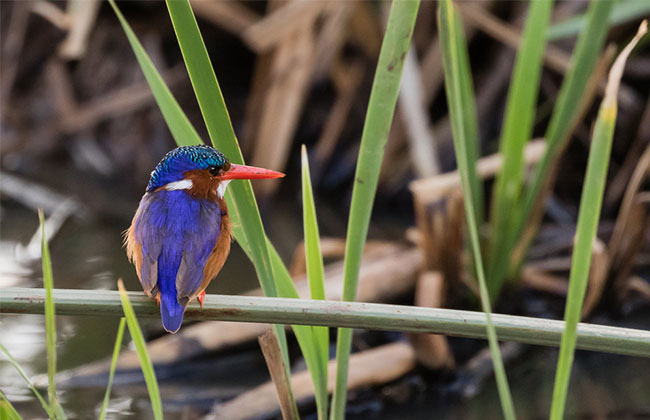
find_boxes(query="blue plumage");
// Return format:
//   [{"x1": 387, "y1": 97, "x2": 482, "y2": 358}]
[
  {"x1": 126, "y1": 145, "x2": 283, "y2": 334},
  {"x1": 133, "y1": 190, "x2": 221, "y2": 333},
  {"x1": 147, "y1": 145, "x2": 227, "y2": 191}
]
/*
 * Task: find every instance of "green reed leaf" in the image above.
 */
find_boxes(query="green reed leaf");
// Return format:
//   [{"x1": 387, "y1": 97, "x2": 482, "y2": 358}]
[
  {"x1": 549, "y1": 21, "x2": 648, "y2": 420},
  {"x1": 487, "y1": 0, "x2": 553, "y2": 301},
  {"x1": 438, "y1": 0, "x2": 516, "y2": 418},
  {"x1": 0, "y1": 343, "x2": 52, "y2": 419},
  {"x1": 0, "y1": 390, "x2": 22, "y2": 420},
  {"x1": 38, "y1": 210, "x2": 66, "y2": 420},
  {"x1": 331, "y1": 1, "x2": 420, "y2": 418},
  {"x1": 98, "y1": 318, "x2": 126, "y2": 420},
  {"x1": 513, "y1": 0, "x2": 614, "y2": 271},
  {"x1": 301, "y1": 145, "x2": 329, "y2": 419},
  {"x1": 117, "y1": 280, "x2": 163, "y2": 420}
]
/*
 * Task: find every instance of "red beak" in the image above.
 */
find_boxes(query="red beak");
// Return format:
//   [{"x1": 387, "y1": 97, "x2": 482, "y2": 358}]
[{"x1": 220, "y1": 163, "x2": 285, "y2": 180}]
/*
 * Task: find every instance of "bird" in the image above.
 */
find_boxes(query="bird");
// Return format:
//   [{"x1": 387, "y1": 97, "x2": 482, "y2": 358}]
[{"x1": 125, "y1": 145, "x2": 284, "y2": 333}]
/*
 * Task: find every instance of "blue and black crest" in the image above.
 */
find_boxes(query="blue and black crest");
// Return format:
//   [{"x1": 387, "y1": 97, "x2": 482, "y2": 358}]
[{"x1": 147, "y1": 145, "x2": 229, "y2": 191}]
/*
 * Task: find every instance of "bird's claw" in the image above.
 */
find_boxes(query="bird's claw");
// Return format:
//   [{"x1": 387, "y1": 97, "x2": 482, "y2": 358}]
[
  {"x1": 198, "y1": 290, "x2": 206, "y2": 309},
  {"x1": 155, "y1": 294, "x2": 161, "y2": 306}
]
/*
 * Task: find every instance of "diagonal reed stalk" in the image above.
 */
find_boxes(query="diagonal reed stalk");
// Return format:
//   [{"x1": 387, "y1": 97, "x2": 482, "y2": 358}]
[
  {"x1": 1, "y1": 213, "x2": 71, "y2": 420},
  {"x1": 438, "y1": 0, "x2": 515, "y2": 418},
  {"x1": 117, "y1": 279, "x2": 163, "y2": 420},
  {"x1": 511, "y1": 0, "x2": 614, "y2": 276},
  {"x1": 98, "y1": 318, "x2": 126, "y2": 420},
  {"x1": 487, "y1": 0, "x2": 553, "y2": 301},
  {"x1": 301, "y1": 145, "x2": 329, "y2": 419},
  {"x1": 331, "y1": 2, "x2": 420, "y2": 418},
  {"x1": 0, "y1": 389, "x2": 21, "y2": 420},
  {"x1": 549, "y1": 20, "x2": 648, "y2": 420},
  {"x1": 0, "y1": 342, "x2": 53, "y2": 419},
  {"x1": 38, "y1": 210, "x2": 66, "y2": 420}
]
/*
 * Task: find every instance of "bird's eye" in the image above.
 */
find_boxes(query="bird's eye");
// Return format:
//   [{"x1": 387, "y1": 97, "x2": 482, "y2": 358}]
[
  {"x1": 208, "y1": 166, "x2": 219, "y2": 176},
  {"x1": 223, "y1": 161, "x2": 231, "y2": 172}
]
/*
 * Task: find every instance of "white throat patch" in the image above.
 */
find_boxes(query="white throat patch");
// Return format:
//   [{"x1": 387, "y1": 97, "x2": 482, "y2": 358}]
[
  {"x1": 217, "y1": 180, "x2": 231, "y2": 199},
  {"x1": 165, "y1": 179, "x2": 193, "y2": 191}
]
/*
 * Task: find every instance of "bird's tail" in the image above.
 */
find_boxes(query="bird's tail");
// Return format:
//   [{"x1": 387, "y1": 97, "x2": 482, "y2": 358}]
[{"x1": 160, "y1": 287, "x2": 185, "y2": 334}]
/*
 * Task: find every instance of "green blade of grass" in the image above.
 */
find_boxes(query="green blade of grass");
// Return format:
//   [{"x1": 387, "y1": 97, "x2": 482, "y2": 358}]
[
  {"x1": 549, "y1": 20, "x2": 648, "y2": 420},
  {"x1": 164, "y1": 0, "x2": 235, "y2": 152},
  {"x1": 38, "y1": 211, "x2": 66, "y2": 420},
  {"x1": 39, "y1": 211, "x2": 56, "y2": 411},
  {"x1": 98, "y1": 318, "x2": 126, "y2": 420},
  {"x1": 117, "y1": 279, "x2": 163, "y2": 420},
  {"x1": 487, "y1": 0, "x2": 553, "y2": 302},
  {"x1": 301, "y1": 145, "x2": 328, "y2": 419},
  {"x1": 547, "y1": 0, "x2": 650, "y2": 41},
  {"x1": 0, "y1": 343, "x2": 53, "y2": 419},
  {"x1": 514, "y1": 0, "x2": 614, "y2": 268},
  {"x1": 301, "y1": 147, "x2": 327, "y2": 304},
  {"x1": 330, "y1": 1, "x2": 420, "y2": 418},
  {"x1": 454, "y1": 7, "x2": 482, "y2": 225},
  {"x1": 438, "y1": 0, "x2": 515, "y2": 418},
  {"x1": 0, "y1": 390, "x2": 22, "y2": 420},
  {"x1": 163, "y1": 0, "x2": 296, "y2": 397}
]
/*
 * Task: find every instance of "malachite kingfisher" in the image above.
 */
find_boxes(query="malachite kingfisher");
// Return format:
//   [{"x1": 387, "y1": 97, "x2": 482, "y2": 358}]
[{"x1": 125, "y1": 145, "x2": 284, "y2": 333}]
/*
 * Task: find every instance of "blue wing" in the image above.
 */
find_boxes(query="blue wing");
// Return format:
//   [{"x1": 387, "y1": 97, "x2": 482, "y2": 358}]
[
  {"x1": 176, "y1": 199, "x2": 222, "y2": 299},
  {"x1": 132, "y1": 190, "x2": 221, "y2": 332}
]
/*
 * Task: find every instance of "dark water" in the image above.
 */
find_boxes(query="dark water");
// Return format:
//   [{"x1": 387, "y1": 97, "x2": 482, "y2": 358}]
[
  {"x1": 0, "y1": 198, "x2": 268, "y2": 419},
  {"x1": 2, "y1": 200, "x2": 650, "y2": 419}
]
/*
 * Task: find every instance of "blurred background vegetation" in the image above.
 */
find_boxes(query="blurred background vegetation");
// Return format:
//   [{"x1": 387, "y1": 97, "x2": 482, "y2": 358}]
[{"x1": 1, "y1": 1, "x2": 649, "y2": 419}]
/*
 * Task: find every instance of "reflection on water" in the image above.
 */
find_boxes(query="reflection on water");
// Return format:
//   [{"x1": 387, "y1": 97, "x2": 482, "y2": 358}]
[
  {"x1": 1, "y1": 316, "x2": 45, "y2": 401},
  {"x1": 0, "y1": 241, "x2": 33, "y2": 288},
  {"x1": 0, "y1": 196, "x2": 286, "y2": 418}
]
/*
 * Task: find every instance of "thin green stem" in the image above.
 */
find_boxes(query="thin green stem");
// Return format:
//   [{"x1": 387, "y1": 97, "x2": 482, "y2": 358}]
[
  {"x1": 438, "y1": 0, "x2": 515, "y2": 417},
  {"x1": 549, "y1": 21, "x2": 648, "y2": 420},
  {"x1": 98, "y1": 318, "x2": 126, "y2": 420},
  {"x1": 0, "y1": 343, "x2": 53, "y2": 419},
  {"x1": 117, "y1": 280, "x2": 163, "y2": 420},
  {"x1": 487, "y1": 0, "x2": 553, "y2": 300},
  {"x1": 512, "y1": 0, "x2": 613, "y2": 273},
  {"x1": 332, "y1": 1, "x2": 420, "y2": 418}
]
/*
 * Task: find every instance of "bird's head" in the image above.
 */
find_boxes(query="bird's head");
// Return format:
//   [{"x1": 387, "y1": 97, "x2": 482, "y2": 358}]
[{"x1": 147, "y1": 145, "x2": 284, "y2": 200}]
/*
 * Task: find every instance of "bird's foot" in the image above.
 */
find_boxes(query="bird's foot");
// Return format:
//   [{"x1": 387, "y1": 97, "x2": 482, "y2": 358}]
[
  {"x1": 198, "y1": 290, "x2": 206, "y2": 309},
  {"x1": 155, "y1": 294, "x2": 160, "y2": 306}
]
